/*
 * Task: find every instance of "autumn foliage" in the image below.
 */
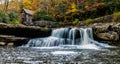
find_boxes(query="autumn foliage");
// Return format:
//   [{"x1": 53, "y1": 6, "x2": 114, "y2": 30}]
[{"x1": 0, "y1": 0, "x2": 120, "y2": 24}]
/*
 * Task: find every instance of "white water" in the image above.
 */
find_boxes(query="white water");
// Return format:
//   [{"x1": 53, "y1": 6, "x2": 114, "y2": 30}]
[
  {"x1": 51, "y1": 51, "x2": 77, "y2": 55},
  {"x1": 25, "y1": 28, "x2": 113, "y2": 49}
]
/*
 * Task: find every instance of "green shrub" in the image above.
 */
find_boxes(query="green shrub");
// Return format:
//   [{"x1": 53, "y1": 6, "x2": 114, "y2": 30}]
[
  {"x1": 33, "y1": 9, "x2": 53, "y2": 21},
  {"x1": 0, "y1": 10, "x2": 9, "y2": 23},
  {"x1": 73, "y1": 19, "x2": 79, "y2": 25},
  {"x1": 113, "y1": 12, "x2": 120, "y2": 22},
  {"x1": 9, "y1": 11, "x2": 19, "y2": 21},
  {"x1": 85, "y1": 19, "x2": 93, "y2": 24},
  {"x1": 7, "y1": 19, "x2": 20, "y2": 25}
]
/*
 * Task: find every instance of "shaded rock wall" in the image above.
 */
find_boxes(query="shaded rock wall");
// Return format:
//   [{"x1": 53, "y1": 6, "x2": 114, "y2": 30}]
[
  {"x1": 0, "y1": 23, "x2": 52, "y2": 38},
  {"x1": 0, "y1": 23, "x2": 52, "y2": 46}
]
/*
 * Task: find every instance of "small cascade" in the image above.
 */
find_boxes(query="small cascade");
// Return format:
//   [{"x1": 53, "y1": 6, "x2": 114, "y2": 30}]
[
  {"x1": 25, "y1": 28, "x2": 113, "y2": 49},
  {"x1": 80, "y1": 28, "x2": 93, "y2": 45}
]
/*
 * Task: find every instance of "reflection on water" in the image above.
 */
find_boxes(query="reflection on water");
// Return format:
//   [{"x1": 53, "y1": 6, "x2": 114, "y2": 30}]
[{"x1": 0, "y1": 47, "x2": 120, "y2": 64}]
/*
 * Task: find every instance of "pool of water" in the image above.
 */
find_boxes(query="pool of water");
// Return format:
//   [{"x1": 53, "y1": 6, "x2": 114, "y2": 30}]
[{"x1": 0, "y1": 47, "x2": 120, "y2": 64}]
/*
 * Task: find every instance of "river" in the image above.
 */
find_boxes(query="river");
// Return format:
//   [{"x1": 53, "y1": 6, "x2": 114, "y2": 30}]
[{"x1": 0, "y1": 47, "x2": 120, "y2": 64}]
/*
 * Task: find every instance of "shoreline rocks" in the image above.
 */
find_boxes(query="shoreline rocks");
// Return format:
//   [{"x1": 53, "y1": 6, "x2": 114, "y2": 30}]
[{"x1": 92, "y1": 23, "x2": 120, "y2": 46}]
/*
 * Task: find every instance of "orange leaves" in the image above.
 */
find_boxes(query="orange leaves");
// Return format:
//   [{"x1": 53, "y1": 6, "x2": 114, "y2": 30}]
[
  {"x1": 85, "y1": 2, "x2": 104, "y2": 11},
  {"x1": 92, "y1": 2, "x2": 104, "y2": 8},
  {"x1": 66, "y1": 2, "x2": 78, "y2": 14}
]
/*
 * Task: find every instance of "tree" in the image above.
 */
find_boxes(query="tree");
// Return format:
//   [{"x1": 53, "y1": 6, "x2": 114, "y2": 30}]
[
  {"x1": 4, "y1": 0, "x2": 9, "y2": 12},
  {"x1": 23, "y1": 0, "x2": 39, "y2": 10},
  {"x1": 33, "y1": 8, "x2": 53, "y2": 21}
]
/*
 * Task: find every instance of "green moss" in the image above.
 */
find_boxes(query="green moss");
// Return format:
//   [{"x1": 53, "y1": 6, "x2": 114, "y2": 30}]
[
  {"x1": 113, "y1": 12, "x2": 120, "y2": 22},
  {"x1": 59, "y1": 21, "x2": 64, "y2": 25},
  {"x1": 73, "y1": 19, "x2": 79, "y2": 25},
  {"x1": 85, "y1": 18, "x2": 93, "y2": 24}
]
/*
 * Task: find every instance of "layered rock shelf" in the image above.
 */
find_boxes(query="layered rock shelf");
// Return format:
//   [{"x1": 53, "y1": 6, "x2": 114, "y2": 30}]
[
  {"x1": 0, "y1": 23, "x2": 52, "y2": 46},
  {"x1": 0, "y1": 23, "x2": 52, "y2": 38}
]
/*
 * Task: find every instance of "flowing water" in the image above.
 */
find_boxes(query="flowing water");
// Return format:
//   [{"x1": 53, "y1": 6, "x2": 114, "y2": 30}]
[
  {"x1": 25, "y1": 28, "x2": 113, "y2": 49},
  {"x1": 0, "y1": 28, "x2": 119, "y2": 64}
]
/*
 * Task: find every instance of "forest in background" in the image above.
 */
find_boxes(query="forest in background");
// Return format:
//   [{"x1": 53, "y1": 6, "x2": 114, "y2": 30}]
[{"x1": 0, "y1": 0, "x2": 120, "y2": 25}]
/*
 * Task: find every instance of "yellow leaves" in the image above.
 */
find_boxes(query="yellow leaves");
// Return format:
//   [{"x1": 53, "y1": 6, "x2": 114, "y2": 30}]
[
  {"x1": 71, "y1": 2, "x2": 78, "y2": 12},
  {"x1": 85, "y1": 5, "x2": 88, "y2": 9},
  {"x1": 23, "y1": 0, "x2": 32, "y2": 10},
  {"x1": 66, "y1": 2, "x2": 78, "y2": 14},
  {"x1": 71, "y1": 2, "x2": 76, "y2": 9},
  {"x1": 23, "y1": 0, "x2": 39, "y2": 10},
  {"x1": 71, "y1": 9, "x2": 78, "y2": 12}
]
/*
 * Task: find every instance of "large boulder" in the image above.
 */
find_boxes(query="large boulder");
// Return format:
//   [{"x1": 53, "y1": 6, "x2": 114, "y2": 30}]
[
  {"x1": 96, "y1": 31, "x2": 119, "y2": 41},
  {"x1": 92, "y1": 23, "x2": 120, "y2": 41}
]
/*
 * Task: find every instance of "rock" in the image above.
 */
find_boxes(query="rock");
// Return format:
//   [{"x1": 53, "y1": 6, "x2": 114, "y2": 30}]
[
  {"x1": 0, "y1": 23, "x2": 51, "y2": 38},
  {"x1": 114, "y1": 23, "x2": 120, "y2": 27},
  {"x1": 0, "y1": 35, "x2": 28, "y2": 46},
  {"x1": 33, "y1": 21, "x2": 60, "y2": 28},
  {"x1": 94, "y1": 15, "x2": 113, "y2": 23},
  {"x1": 92, "y1": 25, "x2": 108, "y2": 34},
  {"x1": 7, "y1": 42, "x2": 14, "y2": 46},
  {"x1": 0, "y1": 23, "x2": 52, "y2": 46},
  {"x1": 96, "y1": 31, "x2": 119, "y2": 41},
  {"x1": 0, "y1": 42, "x2": 6, "y2": 46}
]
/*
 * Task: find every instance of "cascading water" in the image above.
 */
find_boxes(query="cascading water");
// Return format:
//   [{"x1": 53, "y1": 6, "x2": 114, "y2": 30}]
[{"x1": 25, "y1": 28, "x2": 113, "y2": 49}]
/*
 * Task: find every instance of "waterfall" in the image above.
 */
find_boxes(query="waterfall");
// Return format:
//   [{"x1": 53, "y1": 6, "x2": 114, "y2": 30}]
[{"x1": 25, "y1": 28, "x2": 113, "y2": 49}]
